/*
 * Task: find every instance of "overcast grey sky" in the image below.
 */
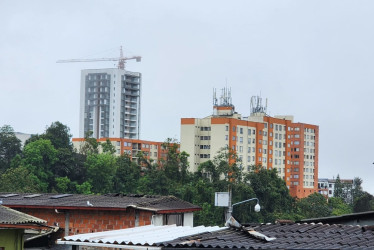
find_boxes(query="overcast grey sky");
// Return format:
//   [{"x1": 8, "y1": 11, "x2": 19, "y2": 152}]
[{"x1": 1, "y1": 1, "x2": 374, "y2": 193}]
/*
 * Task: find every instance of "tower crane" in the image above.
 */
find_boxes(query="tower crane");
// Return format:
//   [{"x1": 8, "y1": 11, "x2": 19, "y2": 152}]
[{"x1": 56, "y1": 46, "x2": 141, "y2": 70}]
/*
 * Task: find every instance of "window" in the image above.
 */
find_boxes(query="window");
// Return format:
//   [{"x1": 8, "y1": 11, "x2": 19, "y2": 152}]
[
  {"x1": 233, "y1": 126, "x2": 236, "y2": 132},
  {"x1": 225, "y1": 125, "x2": 229, "y2": 131},
  {"x1": 232, "y1": 136, "x2": 236, "y2": 141},
  {"x1": 240, "y1": 137, "x2": 243, "y2": 143},
  {"x1": 259, "y1": 148, "x2": 262, "y2": 153},
  {"x1": 225, "y1": 135, "x2": 228, "y2": 140},
  {"x1": 248, "y1": 129, "x2": 251, "y2": 134},
  {"x1": 239, "y1": 146, "x2": 243, "y2": 152},
  {"x1": 294, "y1": 141, "x2": 300, "y2": 145},
  {"x1": 259, "y1": 130, "x2": 262, "y2": 135},
  {"x1": 264, "y1": 123, "x2": 267, "y2": 128},
  {"x1": 240, "y1": 128, "x2": 243, "y2": 134}
]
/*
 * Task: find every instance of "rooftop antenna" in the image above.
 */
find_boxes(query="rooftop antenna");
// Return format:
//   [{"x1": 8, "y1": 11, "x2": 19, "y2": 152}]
[
  {"x1": 250, "y1": 95, "x2": 267, "y2": 115},
  {"x1": 213, "y1": 88, "x2": 218, "y2": 106}
]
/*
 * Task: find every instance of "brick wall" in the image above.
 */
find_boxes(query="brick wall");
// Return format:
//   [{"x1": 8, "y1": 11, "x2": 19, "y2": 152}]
[{"x1": 15, "y1": 207, "x2": 153, "y2": 236}]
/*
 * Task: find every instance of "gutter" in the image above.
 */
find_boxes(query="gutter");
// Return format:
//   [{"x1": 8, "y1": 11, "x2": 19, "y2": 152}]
[{"x1": 57, "y1": 241, "x2": 162, "y2": 250}]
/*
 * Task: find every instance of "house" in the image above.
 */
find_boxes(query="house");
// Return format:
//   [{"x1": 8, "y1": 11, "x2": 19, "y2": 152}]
[
  {"x1": 0, "y1": 205, "x2": 53, "y2": 250},
  {"x1": 57, "y1": 220, "x2": 374, "y2": 249},
  {"x1": 0, "y1": 193, "x2": 201, "y2": 238}
]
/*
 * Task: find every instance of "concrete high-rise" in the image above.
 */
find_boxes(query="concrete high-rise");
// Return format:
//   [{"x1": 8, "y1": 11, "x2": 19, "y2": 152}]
[
  {"x1": 79, "y1": 68, "x2": 141, "y2": 139},
  {"x1": 180, "y1": 88, "x2": 319, "y2": 198}
]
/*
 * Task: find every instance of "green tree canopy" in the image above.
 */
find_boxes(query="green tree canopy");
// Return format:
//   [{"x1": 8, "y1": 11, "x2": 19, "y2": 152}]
[
  {"x1": 296, "y1": 193, "x2": 330, "y2": 219},
  {"x1": 0, "y1": 125, "x2": 22, "y2": 172},
  {"x1": 85, "y1": 152, "x2": 117, "y2": 194},
  {"x1": 22, "y1": 138, "x2": 58, "y2": 192}
]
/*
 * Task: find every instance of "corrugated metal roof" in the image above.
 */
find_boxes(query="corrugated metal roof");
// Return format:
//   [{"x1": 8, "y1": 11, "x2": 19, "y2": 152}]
[
  {"x1": 59, "y1": 225, "x2": 225, "y2": 246},
  {"x1": 59, "y1": 222, "x2": 374, "y2": 249},
  {"x1": 0, "y1": 205, "x2": 46, "y2": 224}
]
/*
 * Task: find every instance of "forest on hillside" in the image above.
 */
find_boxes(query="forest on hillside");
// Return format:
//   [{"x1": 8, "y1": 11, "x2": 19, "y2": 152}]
[{"x1": 0, "y1": 122, "x2": 373, "y2": 226}]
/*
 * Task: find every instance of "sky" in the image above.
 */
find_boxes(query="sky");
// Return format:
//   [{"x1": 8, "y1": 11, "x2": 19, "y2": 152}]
[{"x1": 1, "y1": 1, "x2": 374, "y2": 193}]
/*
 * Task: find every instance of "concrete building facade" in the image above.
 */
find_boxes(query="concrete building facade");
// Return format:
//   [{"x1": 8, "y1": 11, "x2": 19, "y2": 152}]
[
  {"x1": 180, "y1": 90, "x2": 319, "y2": 198},
  {"x1": 79, "y1": 68, "x2": 141, "y2": 139}
]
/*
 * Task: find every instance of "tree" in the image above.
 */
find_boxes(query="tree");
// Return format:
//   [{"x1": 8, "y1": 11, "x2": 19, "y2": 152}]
[
  {"x1": 0, "y1": 125, "x2": 22, "y2": 172},
  {"x1": 102, "y1": 139, "x2": 116, "y2": 154},
  {"x1": 353, "y1": 192, "x2": 374, "y2": 213},
  {"x1": 44, "y1": 121, "x2": 73, "y2": 150},
  {"x1": 0, "y1": 166, "x2": 42, "y2": 193},
  {"x1": 352, "y1": 177, "x2": 364, "y2": 202},
  {"x1": 334, "y1": 175, "x2": 344, "y2": 199},
  {"x1": 244, "y1": 165, "x2": 294, "y2": 222},
  {"x1": 113, "y1": 154, "x2": 141, "y2": 193},
  {"x1": 79, "y1": 131, "x2": 100, "y2": 155},
  {"x1": 85, "y1": 153, "x2": 117, "y2": 194},
  {"x1": 328, "y1": 197, "x2": 352, "y2": 216},
  {"x1": 22, "y1": 139, "x2": 58, "y2": 192},
  {"x1": 160, "y1": 138, "x2": 190, "y2": 183},
  {"x1": 296, "y1": 193, "x2": 330, "y2": 219}
]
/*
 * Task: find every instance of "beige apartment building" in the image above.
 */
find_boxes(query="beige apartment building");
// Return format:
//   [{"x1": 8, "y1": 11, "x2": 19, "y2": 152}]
[{"x1": 180, "y1": 90, "x2": 319, "y2": 198}]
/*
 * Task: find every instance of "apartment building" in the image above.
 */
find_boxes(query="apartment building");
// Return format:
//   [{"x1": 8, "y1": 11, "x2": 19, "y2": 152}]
[
  {"x1": 72, "y1": 137, "x2": 174, "y2": 162},
  {"x1": 79, "y1": 68, "x2": 141, "y2": 139},
  {"x1": 318, "y1": 178, "x2": 354, "y2": 203},
  {"x1": 180, "y1": 89, "x2": 319, "y2": 198}
]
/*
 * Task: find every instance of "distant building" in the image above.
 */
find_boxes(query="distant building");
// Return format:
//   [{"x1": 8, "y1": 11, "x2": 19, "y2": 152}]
[
  {"x1": 79, "y1": 68, "x2": 141, "y2": 139},
  {"x1": 180, "y1": 88, "x2": 319, "y2": 198},
  {"x1": 72, "y1": 137, "x2": 177, "y2": 162},
  {"x1": 14, "y1": 132, "x2": 32, "y2": 147},
  {"x1": 318, "y1": 178, "x2": 354, "y2": 203}
]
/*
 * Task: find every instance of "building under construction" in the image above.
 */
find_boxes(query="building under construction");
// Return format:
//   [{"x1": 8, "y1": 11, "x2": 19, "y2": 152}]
[{"x1": 58, "y1": 47, "x2": 142, "y2": 139}]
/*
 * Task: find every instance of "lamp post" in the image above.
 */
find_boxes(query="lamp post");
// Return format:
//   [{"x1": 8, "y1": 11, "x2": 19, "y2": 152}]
[{"x1": 227, "y1": 198, "x2": 261, "y2": 219}]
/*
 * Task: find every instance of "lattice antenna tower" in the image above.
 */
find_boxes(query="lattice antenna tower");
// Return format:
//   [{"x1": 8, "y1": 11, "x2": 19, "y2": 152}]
[
  {"x1": 219, "y1": 87, "x2": 232, "y2": 106},
  {"x1": 250, "y1": 95, "x2": 267, "y2": 115},
  {"x1": 213, "y1": 88, "x2": 218, "y2": 106}
]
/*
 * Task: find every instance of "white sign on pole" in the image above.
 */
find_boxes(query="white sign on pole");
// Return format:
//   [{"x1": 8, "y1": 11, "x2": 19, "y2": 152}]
[{"x1": 214, "y1": 192, "x2": 229, "y2": 207}]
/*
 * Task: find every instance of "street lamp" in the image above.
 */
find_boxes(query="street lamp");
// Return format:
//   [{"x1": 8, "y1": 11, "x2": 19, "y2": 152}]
[{"x1": 228, "y1": 198, "x2": 261, "y2": 219}]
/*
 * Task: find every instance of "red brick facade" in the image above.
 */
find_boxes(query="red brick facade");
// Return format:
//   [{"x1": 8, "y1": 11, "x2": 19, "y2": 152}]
[{"x1": 15, "y1": 207, "x2": 152, "y2": 236}]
